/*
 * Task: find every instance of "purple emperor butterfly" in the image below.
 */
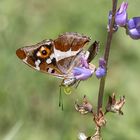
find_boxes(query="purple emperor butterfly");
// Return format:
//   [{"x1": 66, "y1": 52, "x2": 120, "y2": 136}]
[{"x1": 16, "y1": 32, "x2": 98, "y2": 86}]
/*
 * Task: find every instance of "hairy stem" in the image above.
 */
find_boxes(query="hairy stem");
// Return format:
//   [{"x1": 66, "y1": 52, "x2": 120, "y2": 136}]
[{"x1": 97, "y1": 0, "x2": 118, "y2": 115}]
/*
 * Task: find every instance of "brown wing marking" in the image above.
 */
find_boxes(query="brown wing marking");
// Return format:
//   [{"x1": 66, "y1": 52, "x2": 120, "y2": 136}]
[{"x1": 54, "y1": 32, "x2": 90, "y2": 52}]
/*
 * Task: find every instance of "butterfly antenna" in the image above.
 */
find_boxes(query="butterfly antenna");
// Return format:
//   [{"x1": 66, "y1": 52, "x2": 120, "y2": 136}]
[{"x1": 59, "y1": 85, "x2": 64, "y2": 110}]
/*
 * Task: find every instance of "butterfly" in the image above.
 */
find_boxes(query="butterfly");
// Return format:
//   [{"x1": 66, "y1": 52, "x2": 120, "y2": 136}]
[{"x1": 16, "y1": 32, "x2": 98, "y2": 87}]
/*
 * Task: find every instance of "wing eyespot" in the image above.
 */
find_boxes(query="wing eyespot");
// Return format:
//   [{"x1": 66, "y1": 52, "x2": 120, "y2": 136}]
[
  {"x1": 37, "y1": 46, "x2": 51, "y2": 58},
  {"x1": 41, "y1": 50, "x2": 47, "y2": 55}
]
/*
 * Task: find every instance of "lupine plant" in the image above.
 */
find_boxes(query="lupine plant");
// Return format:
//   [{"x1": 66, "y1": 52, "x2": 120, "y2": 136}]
[
  {"x1": 73, "y1": 0, "x2": 140, "y2": 139},
  {"x1": 15, "y1": 0, "x2": 140, "y2": 139}
]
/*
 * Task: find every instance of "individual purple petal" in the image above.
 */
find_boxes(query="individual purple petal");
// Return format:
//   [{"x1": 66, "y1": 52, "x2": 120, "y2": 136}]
[
  {"x1": 127, "y1": 17, "x2": 140, "y2": 39},
  {"x1": 80, "y1": 56, "x2": 89, "y2": 68},
  {"x1": 73, "y1": 67, "x2": 93, "y2": 80},
  {"x1": 95, "y1": 67, "x2": 106, "y2": 79},
  {"x1": 115, "y1": 2, "x2": 128, "y2": 27},
  {"x1": 72, "y1": 67, "x2": 82, "y2": 75},
  {"x1": 99, "y1": 58, "x2": 106, "y2": 68}
]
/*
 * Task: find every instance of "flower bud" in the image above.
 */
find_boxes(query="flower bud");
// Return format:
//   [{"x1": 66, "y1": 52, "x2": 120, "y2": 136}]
[
  {"x1": 107, "y1": 11, "x2": 118, "y2": 32},
  {"x1": 115, "y1": 2, "x2": 128, "y2": 27}
]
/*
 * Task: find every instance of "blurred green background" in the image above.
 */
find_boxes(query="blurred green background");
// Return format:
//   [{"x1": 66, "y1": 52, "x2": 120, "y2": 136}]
[{"x1": 1, "y1": 0, "x2": 140, "y2": 139}]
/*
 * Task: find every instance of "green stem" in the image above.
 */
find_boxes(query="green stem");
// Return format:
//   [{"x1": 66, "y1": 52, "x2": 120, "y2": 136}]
[{"x1": 97, "y1": 0, "x2": 118, "y2": 115}]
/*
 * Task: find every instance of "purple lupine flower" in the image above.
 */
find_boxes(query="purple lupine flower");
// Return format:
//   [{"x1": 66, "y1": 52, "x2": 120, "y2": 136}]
[
  {"x1": 72, "y1": 52, "x2": 96, "y2": 81},
  {"x1": 73, "y1": 67, "x2": 93, "y2": 80},
  {"x1": 127, "y1": 17, "x2": 140, "y2": 39},
  {"x1": 107, "y1": 11, "x2": 118, "y2": 32},
  {"x1": 95, "y1": 58, "x2": 106, "y2": 79},
  {"x1": 96, "y1": 67, "x2": 106, "y2": 79},
  {"x1": 115, "y1": 2, "x2": 128, "y2": 27}
]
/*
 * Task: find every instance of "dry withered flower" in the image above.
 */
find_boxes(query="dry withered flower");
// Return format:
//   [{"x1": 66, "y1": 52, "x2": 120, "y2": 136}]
[
  {"x1": 93, "y1": 108, "x2": 106, "y2": 127},
  {"x1": 75, "y1": 95, "x2": 93, "y2": 115},
  {"x1": 106, "y1": 93, "x2": 125, "y2": 115}
]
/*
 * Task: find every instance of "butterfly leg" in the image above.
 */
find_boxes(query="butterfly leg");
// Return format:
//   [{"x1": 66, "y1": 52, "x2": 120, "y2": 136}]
[{"x1": 59, "y1": 84, "x2": 64, "y2": 110}]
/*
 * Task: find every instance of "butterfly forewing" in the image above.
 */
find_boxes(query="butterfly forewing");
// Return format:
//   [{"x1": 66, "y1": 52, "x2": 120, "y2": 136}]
[
  {"x1": 16, "y1": 32, "x2": 91, "y2": 81},
  {"x1": 16, "y1": 39, "x2": 65, "y2": 77}
]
